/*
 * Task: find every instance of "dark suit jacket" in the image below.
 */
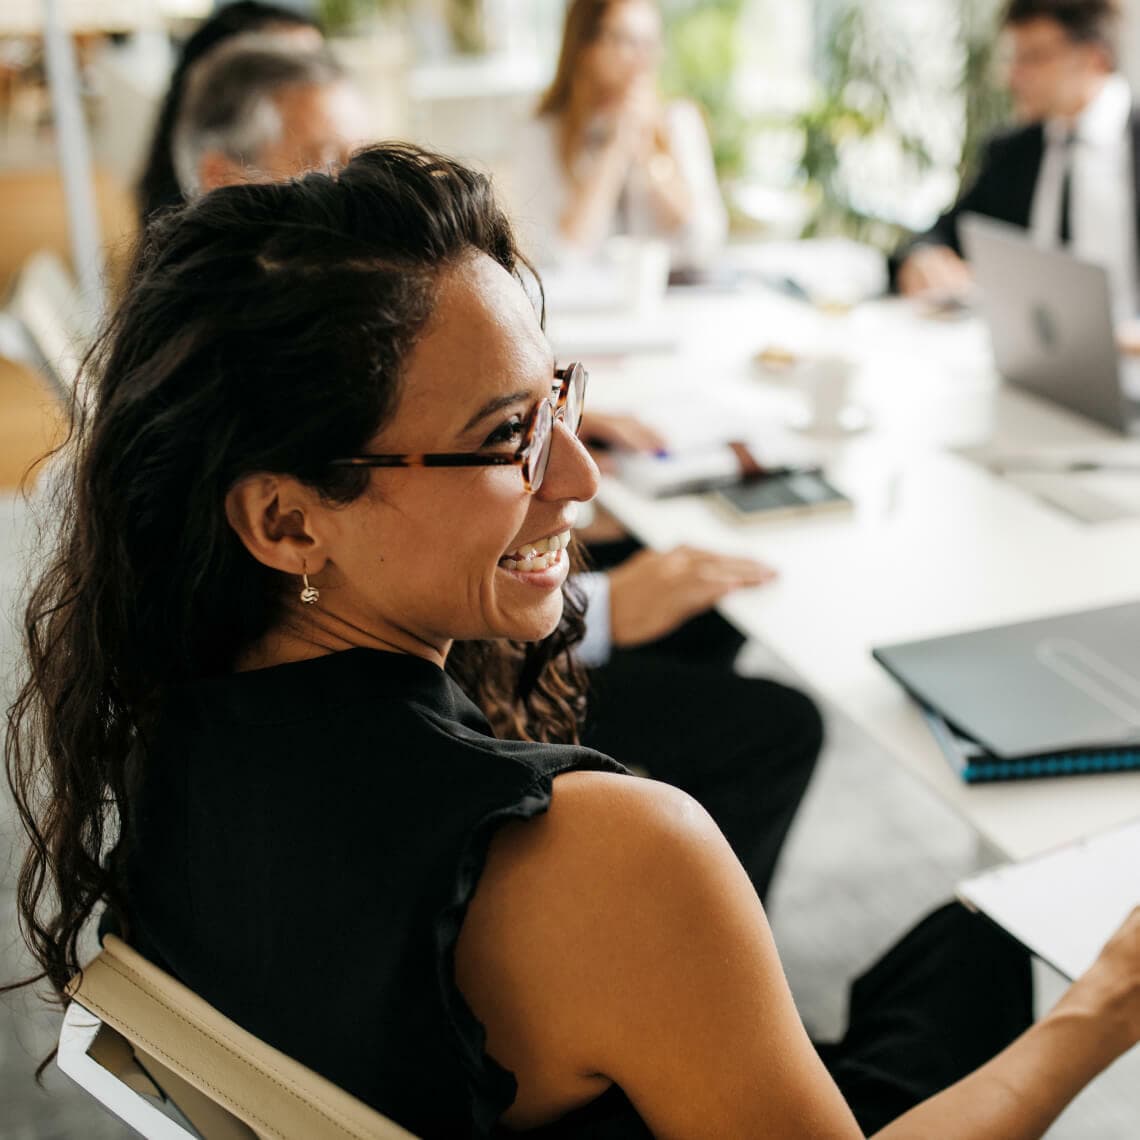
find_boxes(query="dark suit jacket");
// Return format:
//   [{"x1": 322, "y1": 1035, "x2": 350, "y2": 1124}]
[{"x1": 890, "y1": 113, "x2": 1140, "y2": 288}]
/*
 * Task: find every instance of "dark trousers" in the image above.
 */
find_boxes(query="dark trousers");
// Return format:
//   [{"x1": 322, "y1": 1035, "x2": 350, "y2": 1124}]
[
  {"x1": 818, "y1": 901, "x2": 1034, "y2": 1133},
  {"x1": 580, "y1": 539, "x2": 823, "y2": 902}
]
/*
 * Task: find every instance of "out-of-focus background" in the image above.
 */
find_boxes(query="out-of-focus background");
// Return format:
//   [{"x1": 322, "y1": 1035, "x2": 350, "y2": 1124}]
[
  {"x1": 11, "y1": 0, "x2": 1140, "y2": 304},
  {"x1": 4, "y1": 0, "x2": 1140, "y2": 329}
]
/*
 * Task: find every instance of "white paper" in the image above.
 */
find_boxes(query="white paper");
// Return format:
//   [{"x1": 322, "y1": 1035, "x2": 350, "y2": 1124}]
[
  {"x1": 959, "y1": 819, "x2": 1140, "y2": 979},
  {"x1": 619, "y1": 447, "x2": 740, "y2": 497},
  {"x1": 618, "y1": 429, "x2": 823, "y2": 498}
]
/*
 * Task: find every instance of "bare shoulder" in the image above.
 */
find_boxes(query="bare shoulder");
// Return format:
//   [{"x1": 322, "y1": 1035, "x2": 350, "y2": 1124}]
[
  {"x1": 455, "y1": 771, "x2": 740, "y2": 1116},
  {"x1": 475, "y1": 769, "x2": 731, "y2": 918},
  {"x1": 523, "y1": 767, "x2": 717, "y2": 851},
  {"x1": 463, "y1": 768, "x2": 715, "y2": 919},
  {"x1": 457, "y1": 768, "x2": 858, "y2": 1134}
]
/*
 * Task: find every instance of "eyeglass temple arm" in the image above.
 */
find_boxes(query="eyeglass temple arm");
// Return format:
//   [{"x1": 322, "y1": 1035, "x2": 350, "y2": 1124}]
[{"x1": 330, "y1": 453, "x2": 520, "y2": 469}]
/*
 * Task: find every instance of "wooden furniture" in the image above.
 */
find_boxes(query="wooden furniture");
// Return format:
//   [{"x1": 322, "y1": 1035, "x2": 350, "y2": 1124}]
[{"x1": 0, "y1": 354, "x2": 66, "y2": 490}]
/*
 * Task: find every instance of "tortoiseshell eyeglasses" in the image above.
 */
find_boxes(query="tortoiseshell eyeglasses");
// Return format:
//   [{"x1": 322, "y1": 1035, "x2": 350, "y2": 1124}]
[{"x1": 330, "y1": 362, "x2": 587, "y2": 494}]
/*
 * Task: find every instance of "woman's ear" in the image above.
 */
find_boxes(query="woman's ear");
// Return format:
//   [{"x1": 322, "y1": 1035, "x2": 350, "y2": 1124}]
[{"x1": 224, "y1": 474, "x2": 329, "y2": 576}]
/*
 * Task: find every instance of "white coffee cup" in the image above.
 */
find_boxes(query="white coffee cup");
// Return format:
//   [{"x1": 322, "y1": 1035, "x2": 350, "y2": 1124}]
[{"x1": 792, "y1": 355, "x2": 868, "y2": 436}]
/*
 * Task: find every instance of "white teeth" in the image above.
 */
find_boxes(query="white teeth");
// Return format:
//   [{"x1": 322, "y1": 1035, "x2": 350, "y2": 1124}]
[
  {"x1": 503, "y1": 529, "x2": 571, "y2": 561},
  {"x1": 500, "y1": 548, "x2": 563, "y2": 574}
]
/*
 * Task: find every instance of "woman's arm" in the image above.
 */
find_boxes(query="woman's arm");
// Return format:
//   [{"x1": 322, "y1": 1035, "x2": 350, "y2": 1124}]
[
  {"x1": 556, "y1": 131, "x2": 634, "y2": 251},
  {"x1": 512, "y1": 114, "x2": 630, "y2": 258},
  {"x1": 556, "y1": 82, "x2": 671, "y2": 251},
  {"x1": 651, "y1": 101, "x2": 727, "y2": 267},
  {"x1": 637, "y1": 147, "x2": 692, "y2": 234},
  {"x1": 456, "y1": 770, "x2": 1140, "y2": 1139}
]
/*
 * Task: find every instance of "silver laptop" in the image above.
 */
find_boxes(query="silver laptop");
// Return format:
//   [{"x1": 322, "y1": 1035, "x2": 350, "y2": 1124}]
[{"x1": 960, "y1": 213, "x2": 1140, "y2": 434}]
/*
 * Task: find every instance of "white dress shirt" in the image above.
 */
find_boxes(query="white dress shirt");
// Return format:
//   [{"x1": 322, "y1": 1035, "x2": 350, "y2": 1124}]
[
  {"x1": 510, "y1": 101, "x2": 728, "y2": 271},
  {"x1": 575, "y1": 571, "x2": 613, "y2": 668},
  {"x1": 1029, "y1": 73, "x2": 1138, "y2": 316}
]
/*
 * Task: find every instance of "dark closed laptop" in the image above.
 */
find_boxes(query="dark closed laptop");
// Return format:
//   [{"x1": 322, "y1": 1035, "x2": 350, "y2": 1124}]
[{"x1": 873, "y1": 602, "x2": 1140, "y2": 759}]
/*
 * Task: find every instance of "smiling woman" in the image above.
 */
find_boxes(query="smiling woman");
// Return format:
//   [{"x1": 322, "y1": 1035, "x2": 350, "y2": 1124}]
[
  {"x1": 225, "y1": 263, "x2": 597, "y2": 664},
  {"x1": 6, "y1": 144, "x2": 1140, "y2": 1140},
  {"x1": 6, "y1": 145, "x2": 613, "y2": 1124}
]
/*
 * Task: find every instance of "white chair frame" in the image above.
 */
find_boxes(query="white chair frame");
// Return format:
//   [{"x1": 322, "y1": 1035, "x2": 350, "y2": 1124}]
[{"x1": 59, "y1": 1000, "x2": 202, "y2": 1139}]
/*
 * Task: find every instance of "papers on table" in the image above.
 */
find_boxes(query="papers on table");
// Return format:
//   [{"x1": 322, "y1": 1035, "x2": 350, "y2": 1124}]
[
  {"x1": 619, "y1": 446, "x2": 744, "y2": 498},
  {"x1": 958, "y1": 819, "x2": 1140, "y2": 980},
  {"x1": 621, "y1": 386, "x2": 813, "y2": 455},
  {"x1": 587, "y1": 374, "x2": 825, "y2": 498},
  {"x1": 723, "y1": 237, "x2": 888, "y2": 307},
  {"x1": 963, "y1": 441, "x2": 1140, "y2": 523},
  {"x1": 619, "y1": 436, "x2": 821, "y2": 498}
]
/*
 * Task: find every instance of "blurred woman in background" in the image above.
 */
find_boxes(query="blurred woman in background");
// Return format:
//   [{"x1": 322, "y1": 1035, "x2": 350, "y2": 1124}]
[{"x1": 513, "y1": 0, "x2": 727, "y2": 272}]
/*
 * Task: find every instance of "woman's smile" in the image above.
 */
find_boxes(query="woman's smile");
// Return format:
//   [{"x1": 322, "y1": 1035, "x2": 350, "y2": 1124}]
[{"x1": 497, "y1": 527, "x2": 573, "y2": 587}]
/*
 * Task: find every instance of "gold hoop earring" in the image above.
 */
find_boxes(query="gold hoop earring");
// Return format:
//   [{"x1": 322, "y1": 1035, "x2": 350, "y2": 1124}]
[{"x1": 299, "y1": 566, "x2": 320, "y2": 606}]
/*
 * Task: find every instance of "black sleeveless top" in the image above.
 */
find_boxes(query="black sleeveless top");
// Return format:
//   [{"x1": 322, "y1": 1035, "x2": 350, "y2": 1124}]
[{"x1": 124, "y1": 649, "x2": 653, "y2": 1139}]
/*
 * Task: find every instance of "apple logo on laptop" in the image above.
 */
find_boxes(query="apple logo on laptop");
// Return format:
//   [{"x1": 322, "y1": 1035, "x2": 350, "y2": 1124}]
[{"x1": 1031, "y1": 303, "x2": 1059, "y2": 350}]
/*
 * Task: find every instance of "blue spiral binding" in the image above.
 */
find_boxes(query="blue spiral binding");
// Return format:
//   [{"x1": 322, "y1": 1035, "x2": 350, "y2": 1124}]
[{"x1": 962, "y1": 749, "x2": 1140, "y2": 784}]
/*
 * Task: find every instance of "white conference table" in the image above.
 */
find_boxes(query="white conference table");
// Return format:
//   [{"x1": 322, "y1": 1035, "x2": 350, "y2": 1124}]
[{"x1": 551, "y1": 279, "x2": 1140, "y2": 864}]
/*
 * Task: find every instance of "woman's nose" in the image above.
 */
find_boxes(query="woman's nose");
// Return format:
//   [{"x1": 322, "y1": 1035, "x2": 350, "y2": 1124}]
[{"x1": 537, "y1": 419, "x2": 599, "y2": 504}]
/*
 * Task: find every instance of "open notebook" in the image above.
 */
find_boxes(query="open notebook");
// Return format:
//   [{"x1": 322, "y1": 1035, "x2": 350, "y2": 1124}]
[{"x1": 958, "y1": 820, "x2": 1140, "y2": 980}]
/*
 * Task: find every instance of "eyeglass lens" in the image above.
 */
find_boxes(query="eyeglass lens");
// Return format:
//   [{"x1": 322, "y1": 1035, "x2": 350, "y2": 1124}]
[
  {"x1": 563, "y1": 364, "x2": 585, "y2": 434},
  {"x1": 528, "y1": 399, "x2": 554, "y2": 491},
  {"x1": 530, "y1": 365, "x2": 586, "y2": 492}
]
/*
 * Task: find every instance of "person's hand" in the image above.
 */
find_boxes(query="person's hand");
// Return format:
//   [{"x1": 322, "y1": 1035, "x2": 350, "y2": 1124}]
[
  {"x1": 579, "y1": 410, "x2": 667, "y2": 455},
  {"x1": 1116, "y1": 318, "x2": 1140, "y2": 356},
  {"x1": 897, "y1": 245, "x2": 973, "y2": 298},
  {"x1": 611, "y1": 77, "x2": 661, "y2": 162},
  {"x1": 607, "y1": 546, "x2": 777, "y2": 649},
  {"x1": 1050, "y1": 907, "x2": 1140, "y2": 1060}
]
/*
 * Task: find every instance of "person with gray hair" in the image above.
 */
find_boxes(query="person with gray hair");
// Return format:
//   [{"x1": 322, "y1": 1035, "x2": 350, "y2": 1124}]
[{"x1": 172, "y1": 34, "x2": 370, "y2": 199}]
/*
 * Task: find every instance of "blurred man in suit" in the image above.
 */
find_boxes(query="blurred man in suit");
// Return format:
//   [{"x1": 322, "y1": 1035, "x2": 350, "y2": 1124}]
[{"x1": 895, "y1": 0, "x2": 1134, "y2": 311}]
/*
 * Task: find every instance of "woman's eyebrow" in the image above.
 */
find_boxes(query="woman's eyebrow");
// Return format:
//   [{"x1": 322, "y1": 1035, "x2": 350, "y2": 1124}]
[{"x1": 461, "y1": 389, "x2": 533, "y2": 433}]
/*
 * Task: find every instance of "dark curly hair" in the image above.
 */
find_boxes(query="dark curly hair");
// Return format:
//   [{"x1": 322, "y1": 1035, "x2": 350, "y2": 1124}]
[{"x1": 5, "y1": 143, "x2": 590, "y2": 1013}]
